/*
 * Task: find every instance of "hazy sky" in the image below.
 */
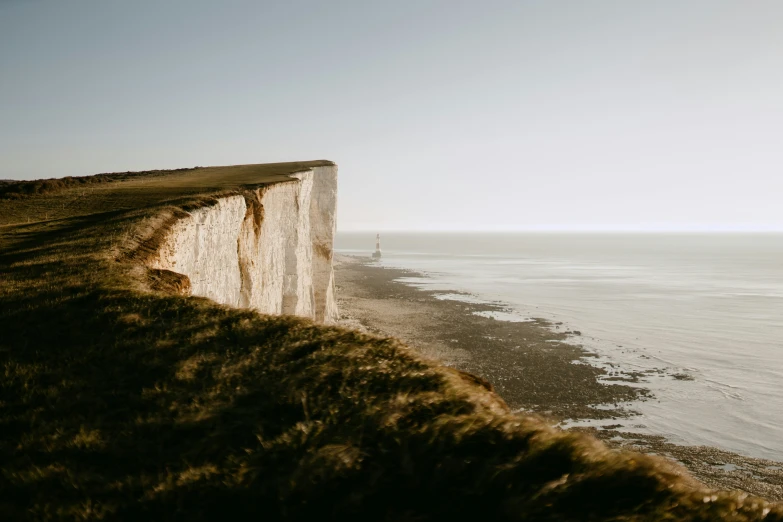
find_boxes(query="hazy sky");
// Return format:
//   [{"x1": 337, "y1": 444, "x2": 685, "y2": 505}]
[{"x1": 2, "y1": 1, "x2": 782, "y2": 231}]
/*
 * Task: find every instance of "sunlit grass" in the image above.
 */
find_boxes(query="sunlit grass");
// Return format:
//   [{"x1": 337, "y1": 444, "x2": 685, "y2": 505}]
[{"x1": 0, "y1": 162, "x2": 779, "y2": 520}]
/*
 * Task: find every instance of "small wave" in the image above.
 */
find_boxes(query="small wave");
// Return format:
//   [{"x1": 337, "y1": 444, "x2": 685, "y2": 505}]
[
  {"x1": 703, "y1": 378, "x2": 744, "y2": 390},
  {"x1": 434, "y1": 293, "x2": 491, "y2": 305},
  {"x1": 472, "y1": 310, "x2": 532, "y2": 323}
]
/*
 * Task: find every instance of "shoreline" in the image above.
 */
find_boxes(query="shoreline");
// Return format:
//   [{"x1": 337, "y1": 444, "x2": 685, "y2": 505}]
[{"x1": 334, "y1": 254, "x2": 783, "y2": 501}]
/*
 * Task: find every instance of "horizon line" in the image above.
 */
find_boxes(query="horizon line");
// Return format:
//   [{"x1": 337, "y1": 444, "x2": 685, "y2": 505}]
[{"x1": 337, "y1": 228, "x2": 783, "y2": 234}]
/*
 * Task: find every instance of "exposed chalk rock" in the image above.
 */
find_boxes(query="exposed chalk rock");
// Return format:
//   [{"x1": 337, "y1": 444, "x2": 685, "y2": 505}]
[{"x1": 149, "y1": 165, "x2": 338, "y2": 323}]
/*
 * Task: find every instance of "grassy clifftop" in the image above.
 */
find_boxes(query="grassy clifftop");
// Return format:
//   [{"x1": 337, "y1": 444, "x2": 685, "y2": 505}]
[{"x1": 0, "y1": 162, "x2": 779, "y2": 521}]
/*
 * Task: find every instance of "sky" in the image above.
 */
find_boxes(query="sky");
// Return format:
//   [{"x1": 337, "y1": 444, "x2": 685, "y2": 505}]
[{"x1": 2, "y1": 1, "x2": 783, "y2": 231}]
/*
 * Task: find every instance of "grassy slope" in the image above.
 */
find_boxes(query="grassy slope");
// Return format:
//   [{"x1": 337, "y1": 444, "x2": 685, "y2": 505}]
[{"x1": 0, "y1": 162, "x2": 779, "y2": 521}]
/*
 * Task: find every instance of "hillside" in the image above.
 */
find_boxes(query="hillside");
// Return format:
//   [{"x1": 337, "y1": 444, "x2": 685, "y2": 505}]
[{"x1": 0, "y1": 162, "x2": 780, "y2": 521}]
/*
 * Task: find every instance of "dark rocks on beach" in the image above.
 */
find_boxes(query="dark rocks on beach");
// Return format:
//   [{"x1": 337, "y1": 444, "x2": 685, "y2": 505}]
[
  {"x1": 334, "y1": 255, "x2": 783, "y2": 502},
  {"x1": 335, "y1": 256, "x2": 643, "y2": 422}
]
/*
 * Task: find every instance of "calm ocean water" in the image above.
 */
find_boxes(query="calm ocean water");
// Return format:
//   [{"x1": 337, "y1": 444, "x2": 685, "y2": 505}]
[{"x1": 336, "y1": 232, "x2": 783, "y2": 461}]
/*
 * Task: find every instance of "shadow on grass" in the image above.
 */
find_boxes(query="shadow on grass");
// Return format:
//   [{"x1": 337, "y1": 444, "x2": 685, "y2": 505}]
[
  {"x1": 0, "y1": 179, "x2": 779, "y2": 520},
  {"x1": 2, "y1": 283, "x2": 779, "y2": 521}
]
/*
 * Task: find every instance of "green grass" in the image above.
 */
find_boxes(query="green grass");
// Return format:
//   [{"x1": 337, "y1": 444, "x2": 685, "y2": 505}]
[{"x1": 0, "y1": 162, "x2": 780, "y2": 521}]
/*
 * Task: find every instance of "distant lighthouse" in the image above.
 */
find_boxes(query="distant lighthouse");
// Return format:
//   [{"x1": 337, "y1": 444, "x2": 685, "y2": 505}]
[{"x1": 372, "y1": 233, "x2": 382, "y2": 259}]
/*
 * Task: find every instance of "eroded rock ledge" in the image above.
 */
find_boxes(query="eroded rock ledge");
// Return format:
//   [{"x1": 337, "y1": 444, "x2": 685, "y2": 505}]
[{"x1": 149, "y1": 165, "x2": 338, "y2": 323}]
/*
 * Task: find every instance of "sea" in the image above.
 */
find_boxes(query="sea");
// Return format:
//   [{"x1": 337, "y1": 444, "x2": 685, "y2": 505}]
[{"x1": 335, "y1": 232, "x2": 783, "y2": 461}]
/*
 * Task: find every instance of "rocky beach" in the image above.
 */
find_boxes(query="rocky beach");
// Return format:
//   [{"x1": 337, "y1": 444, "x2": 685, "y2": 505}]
[{"x1": 335, "y1": 254, "x2": 783, "y2": 501}]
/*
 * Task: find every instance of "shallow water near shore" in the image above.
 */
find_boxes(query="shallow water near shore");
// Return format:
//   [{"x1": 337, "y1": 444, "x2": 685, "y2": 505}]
[{"x1": 336, "y1": 232, "x2": 783, "y2": 461}]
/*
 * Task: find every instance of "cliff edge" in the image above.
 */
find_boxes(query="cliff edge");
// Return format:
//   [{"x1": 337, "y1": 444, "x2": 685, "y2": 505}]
[
  {"x1": 148, "y1": 165, "x2": 338, "y2": 323},
  {"x1": 0, "y1": 161, "x2": 780, "y2": 521}
]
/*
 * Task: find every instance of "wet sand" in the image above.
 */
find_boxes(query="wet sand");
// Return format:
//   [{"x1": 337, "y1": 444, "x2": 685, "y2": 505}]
[{"x1": 335, "y1": 254, "x2": 783, "y2": 501}]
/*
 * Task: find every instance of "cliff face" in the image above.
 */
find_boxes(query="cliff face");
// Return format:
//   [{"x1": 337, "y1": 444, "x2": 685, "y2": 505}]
[{"x1": 149, "y1": 165, "x2": 338, "y2": 323}]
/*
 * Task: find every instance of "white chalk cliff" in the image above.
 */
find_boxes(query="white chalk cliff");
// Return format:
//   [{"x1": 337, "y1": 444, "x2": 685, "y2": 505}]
[{"x1": 149, "y1": 165, "x2": 338, "y2": 323}]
